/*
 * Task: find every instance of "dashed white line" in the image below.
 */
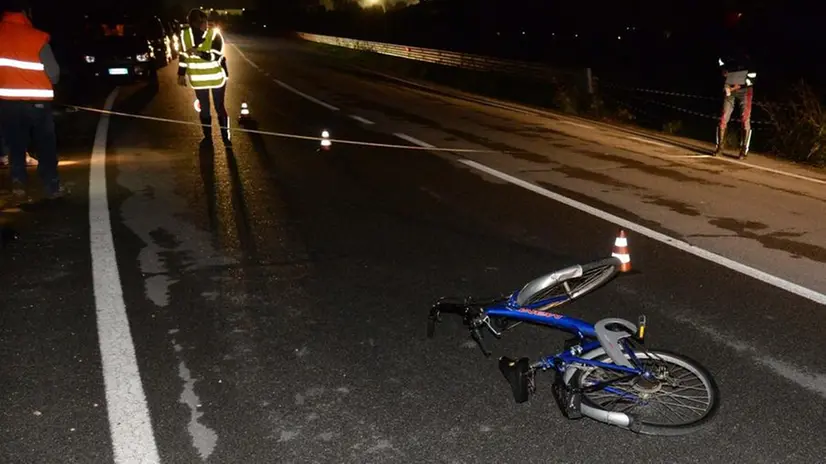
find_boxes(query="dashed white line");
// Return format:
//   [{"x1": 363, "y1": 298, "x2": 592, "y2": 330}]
[
  {"x1": 90, "y1": 88, "x2": 161, "y2": 463},
  {"x1": 272, "y1": 78, "x2": 340, "y2": 111},
  {"x1": 230, "y1": 43, "x2": 340, "y2": 112},
  {"x1": 458, "y1": 158, "x2": 826, "y2": 307},
  {"x1": 394, "y1": 133, "x2": 435, "y2": 148},
  {"x1": 349, "y1": 114, "x2": 375, "y2": 125}
]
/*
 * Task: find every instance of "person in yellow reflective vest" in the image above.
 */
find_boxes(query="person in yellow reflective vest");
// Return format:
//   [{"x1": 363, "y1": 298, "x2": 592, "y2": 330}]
[{"x1": 177, "y1": 9, "x2": 230, "y2": 145}]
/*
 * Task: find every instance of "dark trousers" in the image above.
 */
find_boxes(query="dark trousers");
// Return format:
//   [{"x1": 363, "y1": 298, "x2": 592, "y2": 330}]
[
  {"x1": 0, "y1": 100, "x2": 59, "y2": 191},
  {"x1": 716, "y1": 86, "x2": 754, "y2": 154},
  {"x1": 195, "y1": 85, "x2": 229, "y2": 141},
  {"x1": 719, "y1": 86, "x2": 754, "y2": 132}
]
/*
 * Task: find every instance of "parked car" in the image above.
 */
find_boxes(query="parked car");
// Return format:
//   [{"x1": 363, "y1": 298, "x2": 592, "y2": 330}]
[{"x1": 75, "y1": 15, "x2": 171, "y2": 82}]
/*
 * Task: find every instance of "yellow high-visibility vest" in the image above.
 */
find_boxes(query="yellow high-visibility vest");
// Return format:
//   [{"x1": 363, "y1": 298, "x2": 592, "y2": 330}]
[{"x1": 179, "y1": 26, "x2": 226, "y2": 89}]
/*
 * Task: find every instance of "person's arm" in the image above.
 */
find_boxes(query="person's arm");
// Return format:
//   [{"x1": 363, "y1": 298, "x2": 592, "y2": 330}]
[
  {"x1": 39, "y1": 43, "x2": 60, "y2": 85},
  {"x1": 178, "y1": 29, "x2": 188, "y2": 77},
  {"x1": 210, "y1": 30, "x2": 228, "y2": 78}
]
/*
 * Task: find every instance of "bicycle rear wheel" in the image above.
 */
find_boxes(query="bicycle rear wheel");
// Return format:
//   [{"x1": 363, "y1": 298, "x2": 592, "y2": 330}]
[
  {"x1": 567, "y1": 348, "x2": 720, "y2": 436},
  {"x1": 520, "y1": 257, "x2": 621, "y2": 310}
]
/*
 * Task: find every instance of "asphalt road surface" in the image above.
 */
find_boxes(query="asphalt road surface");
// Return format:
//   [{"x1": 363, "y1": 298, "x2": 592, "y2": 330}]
[{"x1": 2, "y1": 35, "x2": 825, "y2": 464}]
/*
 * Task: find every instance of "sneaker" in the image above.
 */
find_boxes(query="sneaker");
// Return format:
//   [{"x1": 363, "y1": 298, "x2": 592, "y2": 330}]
[
  {"x1": 25, "y1": 153, "x2": 38, "y2": 166},
  {"x1": 0, "y1": 155, "x2": 8, "y2": 167}
]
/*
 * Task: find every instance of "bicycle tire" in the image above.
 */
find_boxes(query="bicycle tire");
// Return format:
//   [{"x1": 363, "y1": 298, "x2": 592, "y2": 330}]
[
  {"x1": 518, "y1": 257, "x2": 621, "y2": 310},
  {"x1": 566, "y1": 348, "x2": 720, "y2": 436}
]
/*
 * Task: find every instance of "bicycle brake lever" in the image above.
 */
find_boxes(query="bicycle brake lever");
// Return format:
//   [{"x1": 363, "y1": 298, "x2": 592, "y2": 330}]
[
  {"x1": 471, "y1": 327, "x2": 491, "y2": 357},
  {"x1": 426, "y1": 305, "x2": 441, "y2": 339}
]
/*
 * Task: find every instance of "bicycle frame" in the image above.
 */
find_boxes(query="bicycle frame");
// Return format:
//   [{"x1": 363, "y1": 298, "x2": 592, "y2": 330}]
[{"x1": 483, "y1": 302, "x2": 646, "y2": 377}]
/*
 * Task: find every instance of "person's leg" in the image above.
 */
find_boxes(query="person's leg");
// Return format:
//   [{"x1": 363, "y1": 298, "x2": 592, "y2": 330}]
[
  {"x1": 30, "y1": 101, "x2": 64, "y2": 197},
  {"x1": 739, "y1": 87, "x2": 754, "y2": 158},
  {"x1": 195, "y1": 88, "x2": 212, "y2": 140},
  {"x1": 0, "y1": 100, "x2": 32, "y2": 193},
  {"x1": 714, "y1": 92, "x2": 735, "y2": 155},
  {"x1": 212, "y1": 85, "x2": 230, "y2": 145}
]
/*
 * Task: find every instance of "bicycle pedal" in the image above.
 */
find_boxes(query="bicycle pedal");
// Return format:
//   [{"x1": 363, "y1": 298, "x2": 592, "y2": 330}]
[
  {"x1": 552, "y1": 374, "x2": 583, "y2": 420},
  {"x1": 498, "y1": 356, "x2": 532, "y2": 404}
]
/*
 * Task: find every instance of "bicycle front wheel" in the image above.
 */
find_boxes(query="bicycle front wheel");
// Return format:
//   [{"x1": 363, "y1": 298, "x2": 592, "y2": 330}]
[{"x1": 520, "y1": 257, "x2": 621, "y2": 310}]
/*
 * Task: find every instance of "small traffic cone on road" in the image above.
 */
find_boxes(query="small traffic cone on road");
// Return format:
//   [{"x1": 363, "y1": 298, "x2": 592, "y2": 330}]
[
  {"x1": 239, "y1": 101, "x2": 250, "y2": 119},
  {"x1": 319, "y1": 130, "x2": 332, "y2": 151},
  {"x1": 612, "y1": 230, "x2": 631, "y2": 272}
]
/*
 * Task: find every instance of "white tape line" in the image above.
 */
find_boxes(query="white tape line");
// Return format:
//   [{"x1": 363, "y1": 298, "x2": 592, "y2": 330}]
[
  {"x1": 67, "y1": 105, "x2": 506, "y2": 154},
  {"x1": 459, "y1": 158, "x2": 826, "y2": 306},
  {"x1": 349, "y1": 114, "x2": 375, "y2": 125},
  {"x1": 90, "y1": 88, "x2": 161, "y2": 463}
]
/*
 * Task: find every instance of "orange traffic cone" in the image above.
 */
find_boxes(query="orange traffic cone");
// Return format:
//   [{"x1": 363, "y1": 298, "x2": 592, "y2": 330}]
[{"x1": 612, "y1": 230, "x2": 631, "y2": 272}]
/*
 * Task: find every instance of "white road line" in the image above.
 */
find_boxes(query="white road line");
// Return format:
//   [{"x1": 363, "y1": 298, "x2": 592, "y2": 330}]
[
  {"x1": 229, "y1": 43, "x2": 340, "y2": 112},
  {"x1": 720, "y1": 158, "x2": 826, "y2": 186},
  {"x1": 627, "y1": 135, "x2": 673, "y2": 149},
  {"x1": 458, "y1": 158, "x2": 826, "y2": 306},
  {"x1": 349, "y1": 114, "x2": 375, "y2": 125},
  {"x1": 272, "y1": 79, "x2": 340, "y2": 111},
  {"x1": 394, "y1": 133, "x2": 435, "y2": 148},
  {"x1": 558, "y1": 120, "x2": 594, "y2": 130},
  {"x1": 90, "y1": 88, "x2": 160, "y2": 462}
]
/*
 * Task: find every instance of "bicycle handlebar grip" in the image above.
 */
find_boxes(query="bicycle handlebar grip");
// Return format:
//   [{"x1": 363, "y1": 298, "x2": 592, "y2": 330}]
[{"x1": 471, "y1": 328, "x2": 491, "y2": 357}]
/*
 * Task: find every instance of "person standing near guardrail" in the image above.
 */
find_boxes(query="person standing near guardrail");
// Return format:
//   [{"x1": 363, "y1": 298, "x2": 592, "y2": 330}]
[
  {"x1": 714, "y1": 45, "x2": 756, "y2": 159},
  {"x1": 177, "y1": 8, "x2": 231, "y2": 146},
  {"x1": 0, "y1": 0, "x2": 65, "y2": 199}
]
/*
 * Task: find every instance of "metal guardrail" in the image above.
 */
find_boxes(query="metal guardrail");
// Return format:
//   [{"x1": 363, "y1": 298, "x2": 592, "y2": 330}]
[{"x1": 297, "y1": 32, "x2": 589, "y2": 86}]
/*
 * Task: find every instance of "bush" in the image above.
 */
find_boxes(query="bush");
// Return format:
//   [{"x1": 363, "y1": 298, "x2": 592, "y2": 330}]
[{"x1": 761, "y1": 80, "x2": 826, "y2": 166}]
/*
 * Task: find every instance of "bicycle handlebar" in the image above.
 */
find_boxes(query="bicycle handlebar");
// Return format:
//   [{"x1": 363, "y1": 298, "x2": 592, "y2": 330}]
[{"x1": 428, "y1": 299, "x2": 495, "y2": 357}]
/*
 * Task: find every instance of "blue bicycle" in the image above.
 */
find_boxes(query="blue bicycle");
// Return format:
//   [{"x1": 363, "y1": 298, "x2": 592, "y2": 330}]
[{"x1": 427, "y1": 254, "x2": 720, "y2": 436}]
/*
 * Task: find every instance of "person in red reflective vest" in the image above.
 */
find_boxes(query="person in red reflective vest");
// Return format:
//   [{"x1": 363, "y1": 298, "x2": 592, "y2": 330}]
[{"x1": 0, "y1": 0, "x2": 65, "y2": 198}]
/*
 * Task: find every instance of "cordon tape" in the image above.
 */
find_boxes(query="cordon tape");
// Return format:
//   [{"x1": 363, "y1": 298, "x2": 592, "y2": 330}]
[{"x1": 62, "y1": 103, "x2": 519, "y2": 155}]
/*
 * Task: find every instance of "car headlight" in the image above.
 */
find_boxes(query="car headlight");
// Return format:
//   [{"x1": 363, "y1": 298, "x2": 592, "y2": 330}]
[
  {"x1": 84, "y1": 55, "x2": 95, "y2": 63},
  {"x1": 136, "y1": 53, "x2": 149, "y2": 62}
]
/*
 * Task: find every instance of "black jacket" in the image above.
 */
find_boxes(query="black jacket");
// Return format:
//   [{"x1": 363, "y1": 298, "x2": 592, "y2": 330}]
[{"x1": 718, "y1": 44, "x2": 756, "y2": 87}]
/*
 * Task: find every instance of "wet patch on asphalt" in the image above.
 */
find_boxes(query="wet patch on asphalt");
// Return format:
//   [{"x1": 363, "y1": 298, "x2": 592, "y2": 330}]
[
  {"x1": 642, "y1": 196, "x2": 702, "y2": 217},
  {"x1": 553, "y1": 165, "x2": 643, "y2": 191},
  {"x1": 709, "y1": 217, "x2": 826, "y2": 263},
  {"x1": 573, "y1": 149, "x2": 737, "y2": 187}
]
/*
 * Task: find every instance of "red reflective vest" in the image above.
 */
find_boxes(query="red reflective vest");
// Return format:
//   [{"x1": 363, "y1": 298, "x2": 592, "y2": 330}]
[{"x1": 0, "y1": 12, "x2": 54, "y2": 101}]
